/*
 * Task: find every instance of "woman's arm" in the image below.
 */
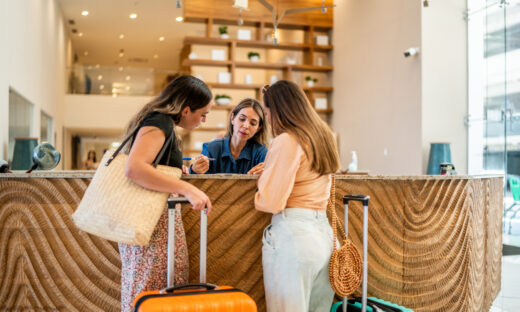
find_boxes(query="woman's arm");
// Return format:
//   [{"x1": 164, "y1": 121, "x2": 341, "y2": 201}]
[
  {"x1": 125, "y1": 126, "x2": 212, "y2": 213},
  {"x1": 254, "y1": 133, "x2": 302, "y2": 213}
]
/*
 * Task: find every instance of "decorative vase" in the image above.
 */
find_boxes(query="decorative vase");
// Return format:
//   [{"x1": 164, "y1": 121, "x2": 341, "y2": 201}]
[
  {"x1": 249, "y1": 55, "x2": 259, "y2": 62},
  {"x1": 220, "y1": 33, "x2": 229, "y2": 39},
  {"x1": 427, "y1": 142, "x2": 452, "y2": 175},
  {"x1": 306, "y1": 80, "x2": 314, "y2": 87},
  {"x1": 11, "y1": 137, "x2": 38, "y2": 170}
]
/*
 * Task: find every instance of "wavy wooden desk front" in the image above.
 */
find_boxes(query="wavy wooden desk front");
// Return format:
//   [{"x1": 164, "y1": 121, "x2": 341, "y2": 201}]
[{"x1": 0, "y1": 173, "x2": 502, "y2": 311}]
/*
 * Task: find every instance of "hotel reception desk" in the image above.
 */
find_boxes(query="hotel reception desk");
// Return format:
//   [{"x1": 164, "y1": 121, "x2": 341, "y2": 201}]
[{"x1": 0, "y1": 173, "x2": 502, "y2": 311}]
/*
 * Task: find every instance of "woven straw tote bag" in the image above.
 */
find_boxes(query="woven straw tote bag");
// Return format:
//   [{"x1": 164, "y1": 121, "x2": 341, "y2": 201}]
[
  {"x1": 72, "y1": 128, "x2": 181, "y2": 246},
  {"x1": 328, "y1": 175, "x2": 363, "y2": 297}
]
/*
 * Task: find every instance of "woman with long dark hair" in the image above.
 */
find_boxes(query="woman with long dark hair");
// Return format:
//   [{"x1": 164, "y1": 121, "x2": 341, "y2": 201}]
[
  {"x1": 119, "y1": 75, "x2": 213, "y2": 311},
  {"x1": 255, "y1": 80, "x2": 340, "y2": 311}
]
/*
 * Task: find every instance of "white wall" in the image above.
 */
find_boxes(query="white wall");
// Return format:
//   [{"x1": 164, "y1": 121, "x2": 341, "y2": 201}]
[
  {"x1": 64, "y1": 94, "x2": 151, "y2": 129},
  {"x1": 0, "y1": 0, "x2": 68, "y2": 166},
  {"x1": 422, "y1": 1, "x2": 468, "y2": 174},
  {"x1": 332, "y1": 0, "x2": 423, "y2": 174}
]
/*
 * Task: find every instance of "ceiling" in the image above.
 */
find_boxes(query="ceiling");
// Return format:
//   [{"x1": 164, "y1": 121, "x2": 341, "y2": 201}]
[{"x1": 57, "y1": 0, "x2": 202, "y2": 71}]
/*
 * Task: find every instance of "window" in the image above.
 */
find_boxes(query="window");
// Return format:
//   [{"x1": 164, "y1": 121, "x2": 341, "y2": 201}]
[
  {"x1": 40, "y1": 111, "x2": 54, "y2": 144},
  {"x1": 8, "y1": 88, "x2": 34, "y2": 162}
]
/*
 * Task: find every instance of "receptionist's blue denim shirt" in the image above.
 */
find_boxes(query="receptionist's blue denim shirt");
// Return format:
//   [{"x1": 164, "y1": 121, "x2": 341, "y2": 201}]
[{"x1": 190, "y1": 137, "x2": 267, "y2": 174}]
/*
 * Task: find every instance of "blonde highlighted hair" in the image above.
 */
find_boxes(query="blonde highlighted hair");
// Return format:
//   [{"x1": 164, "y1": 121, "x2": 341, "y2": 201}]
[{"x1": 262, "y1": 80, "x2": 340, "y2": 175}]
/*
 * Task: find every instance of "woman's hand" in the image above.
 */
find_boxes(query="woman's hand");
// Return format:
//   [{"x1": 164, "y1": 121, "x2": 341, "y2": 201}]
[
  {"x1": 183, "y1": 184, "x2": 212, "y2": 214},
  {"x1": 191, "y1": 155, "x2": 210, "y2": 174},
  {"x1": 248, "y1": 162, "x2": 265, "y2": 175}
]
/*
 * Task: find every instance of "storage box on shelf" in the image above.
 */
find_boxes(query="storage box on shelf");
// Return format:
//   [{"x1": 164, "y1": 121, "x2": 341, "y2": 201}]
[{"x1": 179, "y1": 18, "x2": 333, "y2": 157}]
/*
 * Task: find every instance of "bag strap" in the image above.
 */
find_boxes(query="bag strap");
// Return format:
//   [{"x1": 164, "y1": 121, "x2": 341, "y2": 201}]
[
  {"x1": 328, "y1": 174, "x2": 339, "y2": 250},
  {"x1": 105, "y1": 124, "x2": 174, "y2": 168}
]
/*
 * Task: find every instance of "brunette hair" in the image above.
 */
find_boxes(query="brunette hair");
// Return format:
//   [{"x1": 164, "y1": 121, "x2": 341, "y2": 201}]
[
  {"x1": 87, "y1": 150, "x2": 96, "y2": 162},
  {"x1": 226, "y1": 98, "x2": 268, "y2": 146},
  {"x1": 263, "y1": 80, "x2": 340, "y2": 174},
  {"x1": 123, "y1": 75, "x2": 212, "y2": 150}
]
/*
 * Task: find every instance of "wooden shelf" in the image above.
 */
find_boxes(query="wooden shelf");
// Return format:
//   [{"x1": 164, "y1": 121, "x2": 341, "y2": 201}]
[
  {"x1": 212, "y1": 105, "x2": 235, "y2": 110},
  {"x1": 234, "y1": 61, "x2": 286, "y2": 70},
  {"x1": 183, "y1": 149, "x2": 202, "y2": 154},
  {"x1": 292, "y1": 65, "x2": 333, "y2": 72},
  {"x1": 302, "y1": 86, "x2": 333, "y2": 92},
  {"x1": 193, "y1": 127, "x2": 227, "y2": 132},
  {"x1": 315, "y1": 108, "x2": 333, "y2": 114},
  {"x1": 206, "y1": 83, "x2": 264, "y2": 90},
  {"x1": 185, "y1": 59, "x2": 332, "y2": 72},
  {"x1": 184, "y1": 36, "x2": 333, "y2": 51},
  {"x1": 182, "y1": 59, "x2": 232, "y2": 67}
]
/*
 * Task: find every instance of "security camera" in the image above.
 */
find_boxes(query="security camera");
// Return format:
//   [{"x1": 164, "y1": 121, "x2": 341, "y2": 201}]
[{"x1": 404, "y1": 47, "x2": 419, "y2": 57}]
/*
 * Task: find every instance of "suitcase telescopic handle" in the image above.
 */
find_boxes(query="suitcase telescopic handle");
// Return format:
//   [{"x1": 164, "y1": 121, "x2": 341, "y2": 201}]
[
  {"x1": 342, "y1": 194, "x2": 370, "y2": 312},
  {"x1": 160, "y1": 283, "x2": 218, "y2": 294},
  {"x1": 167, "y1": 197, "x2": 208, "y2": 286}
]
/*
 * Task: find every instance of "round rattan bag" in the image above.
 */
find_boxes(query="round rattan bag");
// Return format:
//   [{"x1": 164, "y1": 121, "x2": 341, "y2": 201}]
[{"x1": 328, "y1": 176, "x2": 363, "y2": 297}]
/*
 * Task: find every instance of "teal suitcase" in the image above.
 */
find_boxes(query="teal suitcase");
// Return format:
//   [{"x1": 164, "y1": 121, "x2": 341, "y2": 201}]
[{"x1": 331, "y1": 297, "x2": 414, "y2": 312}]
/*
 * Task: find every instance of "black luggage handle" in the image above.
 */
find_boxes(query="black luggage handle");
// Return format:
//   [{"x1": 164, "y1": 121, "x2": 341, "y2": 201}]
[
  {"x1": 160, "y1": 283, "x2": 218, "y2": 294},
  {"x1": 343, "y1": 194, "x2": 370, "y2": 205},
  {"x1": 168, "y1": 197, "x2": 190, "y2": 207}
]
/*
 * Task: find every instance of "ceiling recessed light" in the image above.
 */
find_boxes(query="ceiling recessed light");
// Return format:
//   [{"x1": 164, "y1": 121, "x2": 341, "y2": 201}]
[
  {"x1": 78, "y1": 32, "x2": 83, "y2": 37},
  {"x1": 97, "y1": 75, "x2": 103, "y2": 80},
  {"x1": 81, "y1": 10, "x2": 89, "y2": 16},
  {"x1": 125, "y1": 76, "x2": 131, "y2": 81},
  {"x1": 159, "y1": 36, "x2": 165, "y2": 41},
  {"x1": 99, "y1": 84, "x2": 105, "y2": 90},
  {"x1": 153, "y1": 54, "x2": 159, "y2": 59},
  {"x1": 119, "y1": 34, "x2": 125, "y2": 39},
  {"x1": 119, "y1": 52, "x2": 124, "y2": 57},
  {"x1": 118, "y1": 67, "x2": 124, "y2": 71},
  {"x1": 129, "y1": 13, "x2": 137, "y2": 19},
  {"x1": 176, "y1": 16, "x2": 183, "y2": 22},
  {"x1": 83, "y1": 51, "x2": 89, "y2": 56}
]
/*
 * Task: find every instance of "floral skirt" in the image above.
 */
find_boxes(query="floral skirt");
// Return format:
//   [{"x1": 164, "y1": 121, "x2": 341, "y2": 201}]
[{"x1": 119, "y1": 207, "x2": 189, "y2": 312}]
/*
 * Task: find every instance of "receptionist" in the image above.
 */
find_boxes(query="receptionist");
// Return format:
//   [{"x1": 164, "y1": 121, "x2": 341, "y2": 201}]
[{"x1": 190, "y1": 98, "x2": 268, "y2": 174}]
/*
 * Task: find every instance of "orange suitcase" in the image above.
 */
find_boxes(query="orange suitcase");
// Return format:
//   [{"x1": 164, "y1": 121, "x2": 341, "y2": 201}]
[{"x1": 132, "y1": 197, "x2": 257, "y2": 312}]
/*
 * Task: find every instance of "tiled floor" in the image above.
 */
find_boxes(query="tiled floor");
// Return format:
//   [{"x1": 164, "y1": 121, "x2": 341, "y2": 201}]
[{"x1": 491, "y1": 236, "x2": 520, "y2": 311}]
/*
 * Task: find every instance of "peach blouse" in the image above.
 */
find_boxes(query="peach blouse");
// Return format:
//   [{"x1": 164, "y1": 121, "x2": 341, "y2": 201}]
[{"x1": 254, "y1": 133, "x2": 331, "y2": 214}]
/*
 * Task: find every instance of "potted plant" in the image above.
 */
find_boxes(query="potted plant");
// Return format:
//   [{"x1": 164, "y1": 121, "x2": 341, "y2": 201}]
[
  {"x1": 218, "y1": 26, "x2": 229, "y2": 39},
  {"x1": 305, "y1": 76, "x2": 318, "y2": 87},
  {"x1": 215, "y1": 94, "x2": 232, "y2": 105},
  {"x1": 247, "y1": 52, "x2": 260, "y2": 62}
]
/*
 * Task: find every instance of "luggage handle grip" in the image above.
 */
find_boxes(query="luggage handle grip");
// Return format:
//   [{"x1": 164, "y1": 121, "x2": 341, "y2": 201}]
[
  {"x1": 168, "y1": 197, "x2": 190, "y2": 208},
  {"x1": 343, "y1": 194, "x2": 370, "y2": 205},
  {"x1": 160, "y1": 283, "x2": 218, "y2": 294}
]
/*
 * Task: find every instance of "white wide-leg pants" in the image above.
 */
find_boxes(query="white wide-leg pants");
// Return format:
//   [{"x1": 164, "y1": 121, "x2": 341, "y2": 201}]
[{"x1": 262, "y1": 208, "x2": 335, "y2": 312}]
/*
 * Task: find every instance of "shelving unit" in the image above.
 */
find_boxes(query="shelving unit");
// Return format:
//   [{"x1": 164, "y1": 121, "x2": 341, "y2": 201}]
[{"x1": 179, "y1": 17, "x2": 334, "y2": 156}]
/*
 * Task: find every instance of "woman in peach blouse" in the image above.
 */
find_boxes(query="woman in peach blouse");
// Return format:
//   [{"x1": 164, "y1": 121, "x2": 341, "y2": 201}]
[{"x1": 255, "y1": 80, "x2": 341, "y2": 312}]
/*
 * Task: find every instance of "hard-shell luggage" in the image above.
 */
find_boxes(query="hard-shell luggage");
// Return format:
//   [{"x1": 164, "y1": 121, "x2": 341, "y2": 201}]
[
  {"x1": 330, "y1": 194, "x2": 414, "y2": 312},
  {"x1": 133, "y1": 197, "x2": 257, "y2": 312}
]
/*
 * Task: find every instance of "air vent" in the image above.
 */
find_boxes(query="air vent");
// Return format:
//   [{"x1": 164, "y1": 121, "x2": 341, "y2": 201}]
[{"x1": 128, "y1": 57, "x2": 149, "y2": 63}]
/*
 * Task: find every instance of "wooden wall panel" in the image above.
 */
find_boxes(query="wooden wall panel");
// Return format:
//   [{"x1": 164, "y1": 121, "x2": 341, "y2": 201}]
[
  {"x1": 184, "y1": 0, "x2": 334, "y2": 28},
  {"x1": 0, "y1": 175, "x2": 502, "y2": 312}
]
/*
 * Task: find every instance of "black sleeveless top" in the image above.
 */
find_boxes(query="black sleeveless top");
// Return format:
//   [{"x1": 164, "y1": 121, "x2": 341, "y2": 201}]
[{"x1": 131, "y1": 112, "x2": 183, "y2": 169}]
